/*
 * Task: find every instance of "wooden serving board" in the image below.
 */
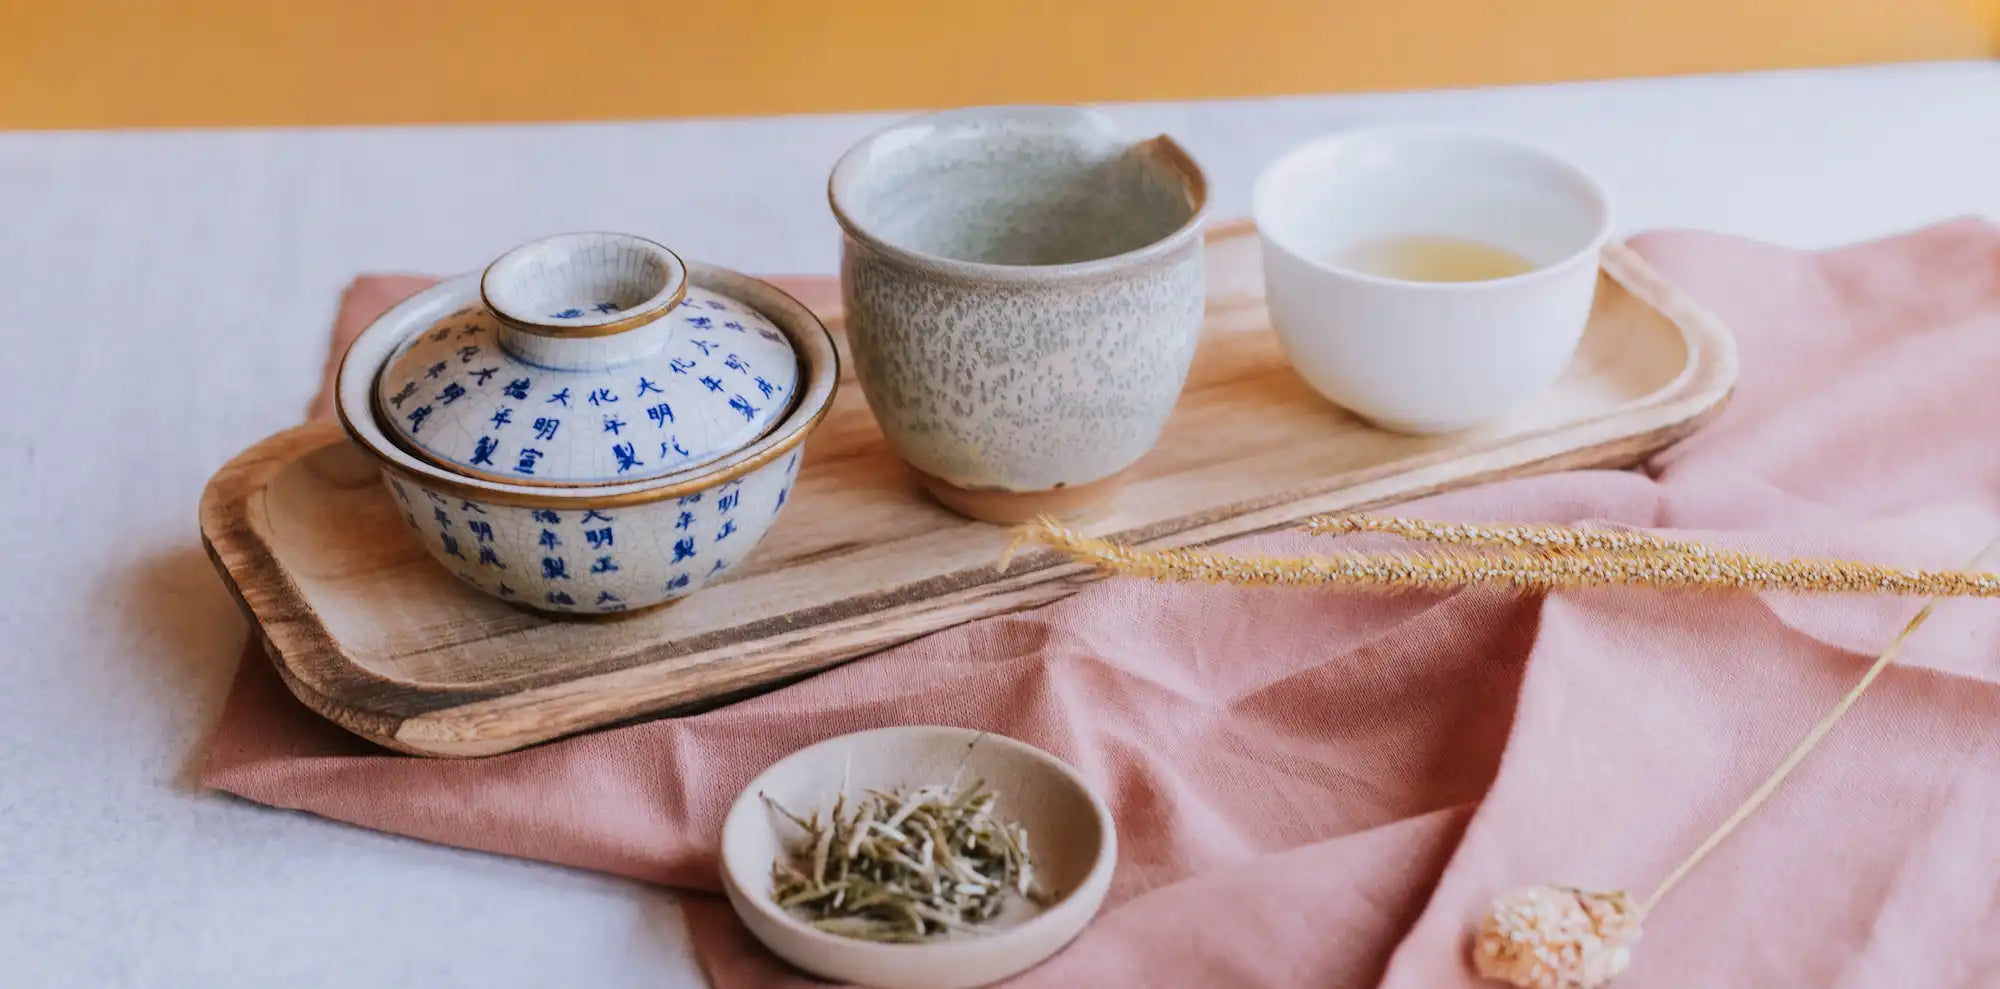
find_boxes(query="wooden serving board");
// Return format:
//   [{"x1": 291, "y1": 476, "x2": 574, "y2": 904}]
[{"x1": 200, "y1": 221, "x2": 1737, "y2": 757}]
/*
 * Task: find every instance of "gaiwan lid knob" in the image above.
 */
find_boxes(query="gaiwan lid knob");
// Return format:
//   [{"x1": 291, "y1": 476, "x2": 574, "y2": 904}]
[{"x1": 371, "y1": 232, "x2": 802, "y2": 487}]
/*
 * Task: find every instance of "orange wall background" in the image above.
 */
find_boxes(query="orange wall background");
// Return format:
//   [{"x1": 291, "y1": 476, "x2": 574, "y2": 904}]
[{"x1": 1, "y1": 1, "x2": 1995, "y2": 130}]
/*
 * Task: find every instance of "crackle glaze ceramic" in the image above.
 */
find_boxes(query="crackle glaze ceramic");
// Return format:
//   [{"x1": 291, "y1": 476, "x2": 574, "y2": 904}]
[
  {"x1": 335, "y1": 232, "x2": 838, "y2": 615},
  {"x1": 829, "y1": 106, "x2": 1209, "y2": 523}
]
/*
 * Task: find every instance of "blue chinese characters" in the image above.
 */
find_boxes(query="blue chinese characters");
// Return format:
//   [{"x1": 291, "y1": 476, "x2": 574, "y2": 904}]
[{"x1": 364, "y1": 243, "x2": 816, "y2": 614}]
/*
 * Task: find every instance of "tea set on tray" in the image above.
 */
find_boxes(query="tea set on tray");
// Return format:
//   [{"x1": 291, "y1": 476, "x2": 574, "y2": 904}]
[
  {"x1": 334, "y1": 106, "x2": 1613, "y2": 616},
  {"x1": 225, "y1": 103, "x2": 1637, "y2": 987}
]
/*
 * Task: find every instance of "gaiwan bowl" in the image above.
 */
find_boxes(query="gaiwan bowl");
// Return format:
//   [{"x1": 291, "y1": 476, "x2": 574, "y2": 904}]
[
  {"x1": 335, "y1": 232, "x2": 838, "y2": 615},
  {"x1": 721, "y1": 726, "x2": 1117, "y2": 989}
]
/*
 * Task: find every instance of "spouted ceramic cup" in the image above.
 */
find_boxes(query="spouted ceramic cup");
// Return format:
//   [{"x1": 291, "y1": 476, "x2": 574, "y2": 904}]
[
  {"x1": 1253, "y1": 126, "x2": 1614, "y2": 434},
  {"x1": 830, "y1": 106, "x2": 1209, "y2": 523}
]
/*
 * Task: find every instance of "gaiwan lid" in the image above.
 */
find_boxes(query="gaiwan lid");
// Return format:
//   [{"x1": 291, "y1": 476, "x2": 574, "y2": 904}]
[{"x1": 373, "y1": 233, "x2": 800, "y2": 486}]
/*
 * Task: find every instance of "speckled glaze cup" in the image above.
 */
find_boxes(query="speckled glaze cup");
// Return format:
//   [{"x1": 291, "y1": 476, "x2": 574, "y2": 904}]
[{"x1": 829, "y1": 106, "x2": 1209, "y2": 523}]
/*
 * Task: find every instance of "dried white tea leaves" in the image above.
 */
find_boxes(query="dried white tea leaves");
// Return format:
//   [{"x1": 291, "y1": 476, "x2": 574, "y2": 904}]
[{"x1": 765, "y1": 780, "x2": 1052, "y2": 943}]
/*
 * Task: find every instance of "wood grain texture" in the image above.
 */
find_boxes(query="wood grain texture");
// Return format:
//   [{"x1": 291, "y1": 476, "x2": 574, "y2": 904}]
[{"x1": 198, "y1": 222, "x2": 1738, "y2": 757}]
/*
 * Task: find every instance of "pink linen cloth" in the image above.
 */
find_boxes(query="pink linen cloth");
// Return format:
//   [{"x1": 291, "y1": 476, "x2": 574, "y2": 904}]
[{"x1": 205, "y1": 220, "x2": 2000, "y2": 987}]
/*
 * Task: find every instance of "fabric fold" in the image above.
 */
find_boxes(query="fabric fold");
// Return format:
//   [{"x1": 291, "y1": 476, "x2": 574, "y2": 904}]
[{"x1": 203, "y1": 220, "x2": 2000, "y2": 987}]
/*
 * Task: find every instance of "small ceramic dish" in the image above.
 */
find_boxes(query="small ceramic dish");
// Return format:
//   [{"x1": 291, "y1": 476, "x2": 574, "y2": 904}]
[
  {"x1": 720, "y1": 726, "x2": 1117, "y2": 989},
  {"x1": 830, "y1": 105, "x2": 1209, "y2": 523},
  {"x1": 334, "y1": 232, "x2": 839, "y2": 615}
]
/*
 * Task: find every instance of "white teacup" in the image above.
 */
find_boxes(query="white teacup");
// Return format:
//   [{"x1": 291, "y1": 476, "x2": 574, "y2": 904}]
[{"x1": 1252, "y1": 126, "x2": 1613, "y2": 434}]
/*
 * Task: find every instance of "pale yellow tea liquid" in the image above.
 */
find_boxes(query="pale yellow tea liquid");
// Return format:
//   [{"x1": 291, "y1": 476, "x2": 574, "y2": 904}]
[{"x1": 1329, "y1": 235, "x2": 1537, "y2": 283}]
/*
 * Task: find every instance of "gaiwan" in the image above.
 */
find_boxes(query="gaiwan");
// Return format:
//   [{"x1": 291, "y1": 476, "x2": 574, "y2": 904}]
[{"x1": 335, "y1": 232, "x2": 838, "y2": 614}]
